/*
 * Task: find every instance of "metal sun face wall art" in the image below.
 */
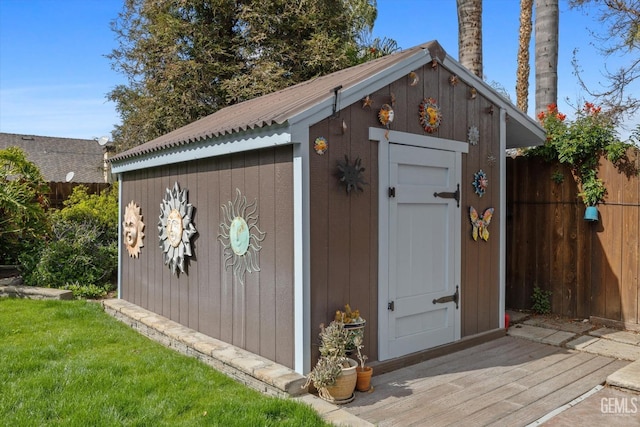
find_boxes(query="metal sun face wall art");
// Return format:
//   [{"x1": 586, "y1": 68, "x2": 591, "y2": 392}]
[
  {"x1": 218, "y1": 188, "x2": 266, "y2": 286},
  {"x1": 314, "y1": 137, "x2": 328, "y2": 155},
  {"x1": 419, "y1": 98, "x2": 442, "y2": 133},
  {"x1": 123, "y1": 201, "x2": 145, "y2": 258},
  {"x1": 158, "y1": 182, "x2": 197, "y2": 275}
]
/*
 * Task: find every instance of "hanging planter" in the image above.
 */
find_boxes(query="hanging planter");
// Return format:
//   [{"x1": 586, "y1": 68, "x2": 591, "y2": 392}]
[{"x1": 584, "y1": 206, "x2": 599, "y2": 221}]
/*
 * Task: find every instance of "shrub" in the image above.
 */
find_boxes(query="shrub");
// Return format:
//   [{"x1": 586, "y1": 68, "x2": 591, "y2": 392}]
[
  {"x1": 20, "y1": 184, "x2": 118, "y2": 296},
  {"x1": 0, "y1": 147, "x2": 50, "y2": 263},
  {"x1": 531, "y1": 286, "x2": 552, "y2": 315}
]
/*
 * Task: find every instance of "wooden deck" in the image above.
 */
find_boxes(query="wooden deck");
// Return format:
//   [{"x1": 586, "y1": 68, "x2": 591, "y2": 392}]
[{"x1": 343, "y1": 336, "x2": 628, "y2": 426}]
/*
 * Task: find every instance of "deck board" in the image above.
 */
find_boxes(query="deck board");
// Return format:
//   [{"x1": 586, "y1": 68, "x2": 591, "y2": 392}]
[{"x1": 343, "y1": 337, "x2": 629, "y2": 426}]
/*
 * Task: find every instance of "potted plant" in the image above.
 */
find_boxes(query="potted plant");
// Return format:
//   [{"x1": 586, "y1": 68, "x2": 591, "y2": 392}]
[
  {"x1": 304, "y1": 321, "x2": 357, "y2": 402},
  {"x1": 353, "y1": 334, "x2": 373, "y2": 392},
  {"x1": 334, "y1": 304, "x2": 366, "y2": 354},
  {"x1": 579, "y1": 169, "x2": 606, "y2": 221}
]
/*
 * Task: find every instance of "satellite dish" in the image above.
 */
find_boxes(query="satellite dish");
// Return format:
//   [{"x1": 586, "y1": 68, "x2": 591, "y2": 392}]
[
  {"x1": 65, "y1": 172, "x2": 75, "y2": 182},
  {"x1": 97, "y1": 136, "x2": 110, "y2": 146}
]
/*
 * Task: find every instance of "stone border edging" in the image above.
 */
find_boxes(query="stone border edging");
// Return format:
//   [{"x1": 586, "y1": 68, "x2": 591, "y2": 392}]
[
  {"x1": 0, "y1": 284, "x2": 73, "y2": 300},
  {"x1": 102, "y1": 299, "x2": 308, "y2": 398}
]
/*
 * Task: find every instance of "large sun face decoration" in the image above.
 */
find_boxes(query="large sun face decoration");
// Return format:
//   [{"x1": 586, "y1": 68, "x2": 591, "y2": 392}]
[
  {"x1": 158, "y1": 182, "x2": 197, "y2": 275},
  {"x1": 123, "y1": 201, "x2": 145, "y2": 258},
  {"x1": 218, "y1": 188, "x2": 266, "y2": 285}
]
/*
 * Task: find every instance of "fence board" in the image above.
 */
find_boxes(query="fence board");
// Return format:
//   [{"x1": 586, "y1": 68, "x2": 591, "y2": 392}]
[{"x1": 506, "y1": 150, "x2": 640, "y2": 326}]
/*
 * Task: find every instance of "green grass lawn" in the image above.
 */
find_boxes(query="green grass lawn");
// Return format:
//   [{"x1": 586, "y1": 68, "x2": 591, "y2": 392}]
[{"x1": 0, "y1": 298, "x2": 329, "y2": 427}]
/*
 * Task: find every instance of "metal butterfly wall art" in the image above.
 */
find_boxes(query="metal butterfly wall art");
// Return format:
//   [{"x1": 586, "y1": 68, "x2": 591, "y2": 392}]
[{"x1": 469, "y1": 206, "x2": 494, "y2": 242}]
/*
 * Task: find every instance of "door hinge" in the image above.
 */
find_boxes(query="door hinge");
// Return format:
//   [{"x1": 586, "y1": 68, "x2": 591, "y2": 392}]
[
  {"x1": 433, "y1": 183, "x2": 460, "y2": 207},
  {"x1": 388, "y1": 187, "x2": 396, "y2": 198},
  {"x1": 432, "y1": 285, "x2": 459, "y2": 309},
  {"x1": 388, "y1": 301, "x2": 395, "y2": 311}
]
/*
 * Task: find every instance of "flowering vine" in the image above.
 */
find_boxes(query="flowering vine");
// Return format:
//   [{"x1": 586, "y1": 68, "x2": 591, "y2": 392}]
[{"x1": 529, "y1": 103, "x2": 630, "y2": 206}]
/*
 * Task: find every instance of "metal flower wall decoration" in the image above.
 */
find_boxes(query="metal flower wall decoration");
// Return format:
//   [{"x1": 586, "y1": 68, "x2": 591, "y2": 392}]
[
  {"x1": 472, "y1": 169, "x2": 489, "y2": 197},
  {"x1": 218, "y1": 188, "x2": 266, "y2": 286},
  {"x1": 468, "y1": 126, "x2": 479, "y2": 145},
  {"x1": 158, "y1": 182, "x2": 197, "y2": 275},
  {"x1": 337, "y1": 155, "x2": 367, "y2": 194}
]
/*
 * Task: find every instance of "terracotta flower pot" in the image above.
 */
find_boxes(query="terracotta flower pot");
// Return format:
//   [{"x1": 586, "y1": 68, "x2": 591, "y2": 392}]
[{"x1": 356, "y1": 366, "x2": 373, "y2": 392}]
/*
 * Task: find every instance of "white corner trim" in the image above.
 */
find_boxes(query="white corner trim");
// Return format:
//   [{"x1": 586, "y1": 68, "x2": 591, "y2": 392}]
[
  {"x1": 499, "y1": 108, "x2": 507, "y2": 328},
  {"x1": 117, "y1": 173, "x2": 123, "y2": 300},
  {"x1": 293, "y1": 155, "x2": 306, "y2": 375}
]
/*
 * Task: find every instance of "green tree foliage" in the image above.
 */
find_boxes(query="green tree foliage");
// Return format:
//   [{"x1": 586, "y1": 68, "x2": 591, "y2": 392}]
[
  {"x1": 0, "y1": 147, "x2": 49, "y2": 264},
  {"x1": 108, "y1": 0, "x2": 383, "y2": 151},
  {"x1": 529, "y1": 102, "x2": 631, "y2": 206},
  {"x1": 21, "y1": 184, "x2": 119, "y2": 298}
]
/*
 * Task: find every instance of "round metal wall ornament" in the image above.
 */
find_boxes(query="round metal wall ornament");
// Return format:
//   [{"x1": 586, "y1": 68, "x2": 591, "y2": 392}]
[
  {"x1": 419, "y1": 98, "x2": 442, "y2": 133},
  {"x1": 472, "y1": 169, "x2": 489, "y2": 197},
  {"x1": 158, "y1": 182, "x2": 197, "y2": 275},
  {"x1": 218, "y1": 188, "x2": 266, "y2": 286},
  {"x1": 337, "y1": 155, "x2": 367, "y2": 194},
  {"x1": 468, "y1": 126, "x2": 480, "y2": 145},
  {"x1": 314, "y1": 137, "x2": 328, "y2": 155},
  {"x1": 378, "y1": 104, "x2": 394, "y2": 127},
  {"x1": 123, "y1": 201, "x2": 145, "y2": 258}
]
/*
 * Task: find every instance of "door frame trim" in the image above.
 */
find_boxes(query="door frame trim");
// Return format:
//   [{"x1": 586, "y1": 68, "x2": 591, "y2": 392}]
[{"x1": 370, "y1": 127, "x2": 468, "y2": 361}]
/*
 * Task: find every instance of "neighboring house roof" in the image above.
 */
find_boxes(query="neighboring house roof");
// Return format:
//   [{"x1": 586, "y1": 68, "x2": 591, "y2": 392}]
[
  {"x1": 111, "y1": 40, "x2": 545, "y2": 168},
  {"x1": 0, "y1": 133, "x2": 107, "y2": 183}
]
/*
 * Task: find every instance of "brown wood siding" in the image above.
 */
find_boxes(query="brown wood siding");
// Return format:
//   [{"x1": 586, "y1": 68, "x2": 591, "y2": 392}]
[
  {"x1": 309, "y1": 61, "x2": 503, "y2": 363},
  {"x1": 506, "y1": 150, "x2": 640, "y2": 326},
  {"x1": 120, "y1": 146, "x2": 295, "y2": 368}
]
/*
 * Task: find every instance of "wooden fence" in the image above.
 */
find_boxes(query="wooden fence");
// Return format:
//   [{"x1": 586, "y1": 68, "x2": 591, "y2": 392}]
[
  {"x1": 506, "y1": 149, "x2": 640, "y2": 329},
  {"x1": 47, "y1": 182, "x2": 110, "y2": 209}
]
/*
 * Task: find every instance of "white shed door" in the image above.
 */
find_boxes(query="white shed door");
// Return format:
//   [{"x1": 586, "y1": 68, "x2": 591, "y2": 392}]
[{"x1": 385, "y1": 143, "x2": 461, "y2": 359}]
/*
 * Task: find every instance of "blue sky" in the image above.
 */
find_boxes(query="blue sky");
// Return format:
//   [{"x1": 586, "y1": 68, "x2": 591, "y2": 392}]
[{"x1": 0, "y1": 0, "x2": 637, "y2": 141}]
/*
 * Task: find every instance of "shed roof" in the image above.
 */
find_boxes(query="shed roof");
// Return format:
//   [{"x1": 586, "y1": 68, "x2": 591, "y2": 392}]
[
  {"x1": 111, "y1": 40, "x2": 544, "y2": 165},
  {"x1": 0, "y1": 133, "x2": 107, "y2": 183}
]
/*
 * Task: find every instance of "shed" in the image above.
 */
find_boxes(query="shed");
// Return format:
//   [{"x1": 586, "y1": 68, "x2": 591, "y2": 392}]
[{"x1": 110, "y1": 41, "x2": 545, "y2": 375}]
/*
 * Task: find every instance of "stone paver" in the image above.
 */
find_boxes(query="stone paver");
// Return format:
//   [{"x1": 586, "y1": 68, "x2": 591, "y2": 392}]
[
  {"x1": 607, "y1": 359, "x2": 640, "y2": 392},
  {"x1": 508, "y1": 324, "x2": 576, "y2": 345},
  {"x1": 591, "y1": 327, "x2": 640, "y2": 346},
  {"x1": 567, "y1": 335, "x2": 640, "y2": 361},
  {"x1": 0, "y1": 284, "x2": 73, "y2": 300},
  {"x1": 506, "y1": 309, "x2": 531, "y2": 324},
  {"x1": 524, "y1": 316, "x2": 594, "y2": 334}
]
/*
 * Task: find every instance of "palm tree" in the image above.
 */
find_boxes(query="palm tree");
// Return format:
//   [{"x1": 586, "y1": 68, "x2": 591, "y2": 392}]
[
  {"x1": 517, "y1": 0, "x2": 534, "y2": 112},
  {"x1": 535, "y1": 0, "x2": 559, "y2": 114},
  {"x1": 457, "y1": 0, "x2": 483, "y2": 77}
]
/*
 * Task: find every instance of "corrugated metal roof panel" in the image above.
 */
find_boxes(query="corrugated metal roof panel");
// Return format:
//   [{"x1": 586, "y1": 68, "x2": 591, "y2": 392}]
[{"x1": 111, "y1": 42, "x2": 433, "y2": 163}]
